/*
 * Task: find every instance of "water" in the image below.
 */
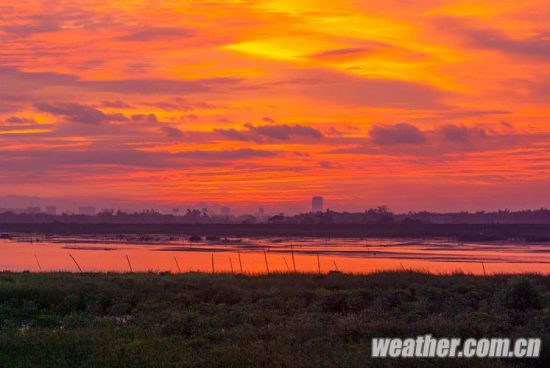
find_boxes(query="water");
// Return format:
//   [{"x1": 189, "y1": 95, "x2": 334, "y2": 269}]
[{"x1": 1, "y1": 237, "x2": 549, "y2": 274}]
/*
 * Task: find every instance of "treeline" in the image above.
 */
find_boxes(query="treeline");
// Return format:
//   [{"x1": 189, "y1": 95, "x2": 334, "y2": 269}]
[
  {"x1": 273, "y1": 207, "x2": 550, "y2": 225},
  {"x1": 1, "y1": 207, "x2": 550, "y2": 225},
  {"x1": 0, "y1": 209, "x2": 255, "y2": 225}
]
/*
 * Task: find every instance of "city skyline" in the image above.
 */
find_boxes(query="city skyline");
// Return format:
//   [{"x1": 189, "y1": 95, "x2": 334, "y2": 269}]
[
  {"x1": 1, "y1": 1, "x2": 549, "y2": 212},
  {"x1": 2, "y1": 193, "x2": 550, "y2": 217}
]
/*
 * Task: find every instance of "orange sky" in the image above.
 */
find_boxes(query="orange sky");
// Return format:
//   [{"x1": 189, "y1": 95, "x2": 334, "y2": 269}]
[{"x1": 0, "y1": 0, "x2": 549, "y2": 213}]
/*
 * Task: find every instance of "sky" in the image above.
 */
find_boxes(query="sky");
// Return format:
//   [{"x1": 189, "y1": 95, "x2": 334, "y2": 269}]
[{"x1": 0, "y1": 0, "x2": 549, "y2": 213}]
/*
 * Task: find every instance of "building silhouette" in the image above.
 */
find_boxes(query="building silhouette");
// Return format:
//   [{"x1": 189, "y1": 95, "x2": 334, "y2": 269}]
[
  {"x1": 78, "y1": 206, "x2": 96, "y2": 216},
  {"x1": 26, "y1": 206, "x2": 41, "y2": 214},
  {"x1": 311, "y1": 196, "x2": 324, "y2": 212}
]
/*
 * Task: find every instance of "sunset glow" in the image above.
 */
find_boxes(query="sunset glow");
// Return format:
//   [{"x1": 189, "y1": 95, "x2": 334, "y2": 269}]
[{"x1": 1, "y1": 0, "x2": 549, "y2": 212}]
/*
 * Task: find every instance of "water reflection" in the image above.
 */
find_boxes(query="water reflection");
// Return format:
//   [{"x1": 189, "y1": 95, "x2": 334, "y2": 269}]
[{"x1": 1, "y1": 237, "x2": 549, "y2": 274}]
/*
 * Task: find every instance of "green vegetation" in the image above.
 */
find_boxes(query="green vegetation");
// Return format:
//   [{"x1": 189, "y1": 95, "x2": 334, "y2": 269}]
[{"x1": 0, "y1": 271, "x2": 548, "y2": 367}]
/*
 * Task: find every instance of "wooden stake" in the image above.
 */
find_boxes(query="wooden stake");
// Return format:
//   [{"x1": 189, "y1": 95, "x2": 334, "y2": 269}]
[
  {"x1": 229, "y1": 256, "x2": 234, "y2": 273},
  {"x1": 34, "y1": 254, "x2": 42, "y2": 272},
  {"x1": 238, "y1": 251, "x2": 243, "y2": 273},
  {"x1": 263, "y1": 249, "x2": 270, "y2": 274},
  {"x1": 317, "y1": 254, "x2": 321, "y2": 274},
  {"x1": 126, "y1": 254, "x2": 133, "y2": 273},
  {"x1": 211, "y1": 253, "x2": 215, "y2": 273},
  {"x1": 481, "y1": 262, "x2": 487, "y2": 276},
  {"x1": 333, "y1": 260, "x2": 339, "y2": 271},
  {"x1": 174, "y1": 257, "x2": 181, "y2": 273},
  {"x1": 400, "y1": 262, "x2": 405, "y2": 271},
  {"x1": 283, "y1": 257, "x2": 290, "y2": 272},
  {"x1": 290, "y1": 245, "x2": 296, "y2": 273},
  {"x1": 69, "y1": 254, "x2": 83, "y2": 273}
]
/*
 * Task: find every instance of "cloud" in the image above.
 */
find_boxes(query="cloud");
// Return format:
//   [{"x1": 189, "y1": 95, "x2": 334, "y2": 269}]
[
  {"x1": 273, "y1": 69, "x2": 447, "y2": 109},
  {"x1": 321, "y1": 78, "x2": 444, "y2": 108},
  {"x1": 1, "y1": 20, "x2": 60, "y2": 36},
  {"x1": 0, "y1": 67, "x2": 240, "y2": 95},
  {"x1": 526, "y1": 80, "x2": 550, "y2": 102},
  {"x1": 0, "y1": 148, "x2": 278, "y2": 173},
  {"x1": 329, "y1": 126, "x2": 550, "y2": 157},
  {"x1": 100, "y1": 100, "x2": 133, "y2": 109},
  {"x1": 0, "y1": 67, "x2": 78, "y2": 91},
  {"x1": 215, "y1": 128, "x2": 251, "y2": 141},
  {"x1": 161, "y1": 126, "x2": 184, "y2": 140},
  {"x1": 433, "y1": 109, "x2": 512, "y2": 120},
  {"x1": 326, "y1": 127, "x2": 343, "y2": 136},
  {"x1": 245, "y1": 123, "x2": 323, "y2": 140},
  {"x1": 142, "y1": 97, "x2": 216, "y2": 111},
  {"x1": 181, "y1": 114, "x2": 199, "y2": 122},
  {"x1": 370, "y1": 123, "x2": 426, "y2": 145},
  {"x1": 116, "y1": 26, "x2": 194, "y2": 41},
  {"x1": 215, "y1": 123, "x2": 324, "y2": 142},
  {"x1": 473, "y1": 30, "x2": 550, "y2": 60},
  {"x1": 4, "y1": 116, "x2": 36, "y2": 124},
  {"x1": 34, "y1": 102, "x2": 127, "y2": 124},
  {"x1": 174, "y1": 148, "x2": 276, "y2": 160},
  {"x1": 439, "y1": 124, "x2": 486, "y2": 143},
  {"x1": 434, "y1": 17, "x2": 550, "y2": 60},
  {"x1": 34, "y1": 102, "x2": 166, "y2": 126},
  {"x1": 311, "y1": 47, "x2": 371, "y2": 58},
  {"x1": 319, "y1": 161, "x2": 343, "y2": 169},
  {"x1": 86, "y1": 78, "x2": 238, "y2": 95},
  {"x1": 131, "y1": 114, "x2": 159, "y2": 124}
]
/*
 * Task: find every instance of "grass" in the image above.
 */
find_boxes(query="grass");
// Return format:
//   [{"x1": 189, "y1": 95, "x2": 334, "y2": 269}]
[{"x1": 0, "y1": 271, "x2": 548, "y2": 367}]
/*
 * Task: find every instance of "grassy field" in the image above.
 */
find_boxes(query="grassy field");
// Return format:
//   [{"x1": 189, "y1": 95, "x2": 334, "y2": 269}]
[{"x1": 0, "y1": 271, "x2": 548, "y2": 367}]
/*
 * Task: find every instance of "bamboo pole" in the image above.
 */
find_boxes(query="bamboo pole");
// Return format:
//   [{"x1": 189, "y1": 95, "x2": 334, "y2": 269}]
[
  {"x1": 333, "y1": 260, "x2": 339, "y2": 272},
  {"x1": 229, "y1": 256, "x2": 234, "y2": 274},
  {"x1": 211, "y1": 253, "x2": 215, "y2": 273},
  {"x1": 263, "y1": 249, "x2": 270, "y2": 274},
  {"x1": 126, "y1": 254, "x2": 133, "y2": 273},
  {"x1": 481, "y1": 262, "x2": 487, "y2": 276},
  {"x1": 400, "y1": 262, "x2": 406, "y2": 271},
  {"x1": 238, "y1": 251, "x2": 243, "y2": 273},
  {"x1": 69, "y1": 254, "x2": 83, "y2": 273},
  {"x1": 317, "y1": 254, "x2": 321, "y2": 275},
  {"x1": 34, "y1": 254, "x2": 42, "y2": 272},
  {"x1": 174, "y1": 257, "x2": 181, "y2": 273},
  {"x1": 283, "y1": 257, "x2": 290, "y2": 272},
  {"x1": 291, "y1": 245, "x2": 296, "y2": 273}
]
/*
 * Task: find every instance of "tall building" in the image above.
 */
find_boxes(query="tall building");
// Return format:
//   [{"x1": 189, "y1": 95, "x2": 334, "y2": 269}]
[{"x1": 311, "y1": 196, "x2": 324, "y2": 212}]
